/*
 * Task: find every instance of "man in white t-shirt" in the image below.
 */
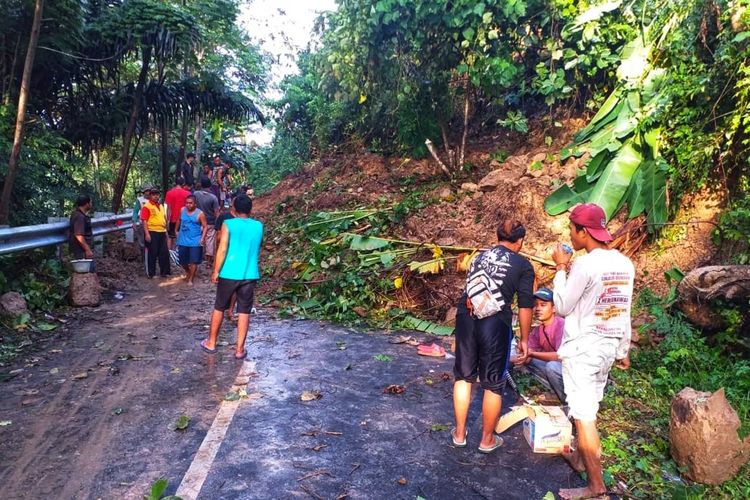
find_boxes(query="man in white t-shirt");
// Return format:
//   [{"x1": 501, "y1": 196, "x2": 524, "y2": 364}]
[{"x1": 551, "y1": 203, "x2": 634, "y2": 500}]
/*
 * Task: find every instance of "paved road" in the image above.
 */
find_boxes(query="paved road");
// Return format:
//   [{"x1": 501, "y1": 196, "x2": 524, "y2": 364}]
[{"x1": 0, "y1": 273, "x2": 583, "y2": 499}]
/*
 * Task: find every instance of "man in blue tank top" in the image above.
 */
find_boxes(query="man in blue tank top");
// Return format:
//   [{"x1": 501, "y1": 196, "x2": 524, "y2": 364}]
[
  {"x1": 175, "y1": 195, "x2": 207, "y2": 286},
  {"x1": 200, "y1": 194, "x2": 263, "y2": 360}
]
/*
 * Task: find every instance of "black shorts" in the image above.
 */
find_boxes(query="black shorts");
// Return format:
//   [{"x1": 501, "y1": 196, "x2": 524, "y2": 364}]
[
  {"x1": 453, "y1": 294, "x2": 512, "y2": 395},
  {"x1": 214, "y1": 278, "x2": 257, "y2": 314},
  {"x1": 168, "y1": 222, "x2": 177, "y2": 238}
]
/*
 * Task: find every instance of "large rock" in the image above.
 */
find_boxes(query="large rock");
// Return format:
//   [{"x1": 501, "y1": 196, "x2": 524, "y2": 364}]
[
  {"x1": 670, "y1": 387, "x2": 750, "y2": 484},
  {"x1": 478, "y1": 169, "x2": 507, "y2": 192},
  {"x1": 460, "y1": 182, "x2": 479, "y2": 193},
  {"x1": 69, "y1": 273, "x2": 101, "y2": 307},
  {"x1": 0, "y1": 291, "x2": 28, "y2": 317}
]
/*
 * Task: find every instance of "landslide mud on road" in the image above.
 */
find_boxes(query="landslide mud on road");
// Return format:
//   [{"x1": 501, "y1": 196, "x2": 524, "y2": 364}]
[{"x1": 0, "y1": 268, "x2": 583, "y2": 499}]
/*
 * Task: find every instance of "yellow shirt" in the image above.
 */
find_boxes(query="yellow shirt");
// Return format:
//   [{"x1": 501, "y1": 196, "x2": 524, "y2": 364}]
[{"x1": 140, "y1": 201, "x2": 167, "y2": 232}]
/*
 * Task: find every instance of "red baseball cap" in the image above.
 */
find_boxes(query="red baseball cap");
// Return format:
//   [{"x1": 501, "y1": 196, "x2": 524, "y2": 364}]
[{"x1": 570, "y1": 203, "x2": 613, "y2": 242}]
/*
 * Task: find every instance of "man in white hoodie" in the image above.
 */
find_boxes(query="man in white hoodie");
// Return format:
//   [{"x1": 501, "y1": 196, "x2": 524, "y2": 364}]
[{"x1": 551, "y1": 203, "x2": 634, "y2": 500}]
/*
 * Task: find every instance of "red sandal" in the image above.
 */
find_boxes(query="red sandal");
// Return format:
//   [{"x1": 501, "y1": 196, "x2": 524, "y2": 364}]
[{"x1": 417, "y1": 343, "x2": 446, "y2": 357}]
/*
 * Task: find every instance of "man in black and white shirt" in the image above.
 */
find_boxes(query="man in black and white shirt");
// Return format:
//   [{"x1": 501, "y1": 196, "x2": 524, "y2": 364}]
[{"x1": 451, "y1": 220, "x2": 535, "y2": 454}]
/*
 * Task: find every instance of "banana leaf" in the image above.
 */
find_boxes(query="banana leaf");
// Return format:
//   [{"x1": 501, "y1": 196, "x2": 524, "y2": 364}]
[
  {"x1": 617, "y1": 36, "x2": 650, "y2": 82},
  {"x1": 623, "y1": 166, "x2": 645, "y2": 218},
  {"x1": 642, "y1": 160, "x2": 668, "y2": 228},
  {"x1": 586, "y1": 151, "x2": 609, "y2": 182},
  {"x1": 402, "y1": 315, "x2": 454, "y2": 336},
  {"x1": 544, "y1": 183, "x2": 587, "y2": 215},
  {"x1": 560, "y1": 144, "x2": 584, "y2": 161},
  {"x1": 587, "y1": 140, "x2": 643, "y2": 220},
  {"x1": 349, "y1": 235, "x2": 390, "y2": 251},
  {"x1": 574, "y1": 93, "x2": 624, "y2": 143}
]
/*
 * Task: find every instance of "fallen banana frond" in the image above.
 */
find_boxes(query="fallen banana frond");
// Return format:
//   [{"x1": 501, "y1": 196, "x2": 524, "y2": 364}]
[{"x1": 340, "y1": 233, "x2": 555, "y2": 267}]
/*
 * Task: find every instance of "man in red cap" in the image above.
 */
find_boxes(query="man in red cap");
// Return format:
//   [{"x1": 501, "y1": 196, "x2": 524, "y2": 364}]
[{"x1": 551, "y1": 203, "x2": 634, "y2": 500}]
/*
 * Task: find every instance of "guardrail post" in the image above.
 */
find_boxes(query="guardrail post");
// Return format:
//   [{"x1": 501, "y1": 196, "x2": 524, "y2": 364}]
[{"x1": 48, "y1": 216, "x2": 67, "y2": 260}]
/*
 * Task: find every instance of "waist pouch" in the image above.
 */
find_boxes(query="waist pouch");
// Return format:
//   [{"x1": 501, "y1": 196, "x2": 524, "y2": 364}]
[{"x1": 466, "y1": 271, "x2": 505, "y2": 319}]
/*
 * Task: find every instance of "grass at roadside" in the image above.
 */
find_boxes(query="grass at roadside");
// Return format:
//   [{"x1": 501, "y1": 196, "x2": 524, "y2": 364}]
[{"x1": 596, "y1": 293, "x2": 750, "y2": 499}]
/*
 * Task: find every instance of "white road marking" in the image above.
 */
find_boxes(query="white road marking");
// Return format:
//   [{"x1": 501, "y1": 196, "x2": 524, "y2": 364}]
[{"x1": 175, "y1": 360, "x2": 256, "y2": 500}]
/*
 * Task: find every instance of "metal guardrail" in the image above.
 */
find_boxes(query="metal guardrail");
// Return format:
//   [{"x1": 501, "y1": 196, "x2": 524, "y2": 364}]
[{"x1": 0, "y1": 213, "x2": 133, "y2": 256}]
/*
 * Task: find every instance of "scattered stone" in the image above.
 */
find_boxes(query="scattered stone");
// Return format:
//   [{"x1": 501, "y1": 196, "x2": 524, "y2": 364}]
[
  {"x1": 670, "y1": 387, "x2": 750, "y2": 485},
  {"x1": 460, "y1": 182, "x2": 479, "y2": 193},
  {"x1": 437, "y1": 187, "x2": 453, "y2": 200},
  {"x1": 0, "y1": 292, "x2": 28, "y2": 317},
  {"x1": 472, "y1": 192, "x2": 483, "y2": 201},
  {"x1": 532, "y1": 152, "x2": 547, "y2": 163},
  {"x1": 478, "y1": 169, "x2": 506, "y2": 192},
  {"x1": 70, "y1": 273, "x2": 101, "y2": 307}
]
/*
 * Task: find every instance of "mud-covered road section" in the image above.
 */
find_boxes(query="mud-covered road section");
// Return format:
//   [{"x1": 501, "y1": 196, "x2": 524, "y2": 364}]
[{"x1": 0, "y1": 270, "x2": 583, "y2": 499}]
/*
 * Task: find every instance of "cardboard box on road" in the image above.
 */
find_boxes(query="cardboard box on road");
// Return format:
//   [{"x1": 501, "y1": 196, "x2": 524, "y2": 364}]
[
  {"x1": 496, "y1": 404, "x2": 572, "y2": 455},
  {"x1": 523, "y1": 405, "x2": 572, "y2": 454}
]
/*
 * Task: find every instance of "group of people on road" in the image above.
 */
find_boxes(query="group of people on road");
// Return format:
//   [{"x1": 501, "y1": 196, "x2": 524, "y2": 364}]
[
  {"x1": 451, "y1": 203, "x2": 634, "y2": 500},
  {"x1": 125, "y1": 155, "x2": 263, "y2": 361},
  {"x1": 70, "y1": 172, "x2": 629, "y2": 498}
]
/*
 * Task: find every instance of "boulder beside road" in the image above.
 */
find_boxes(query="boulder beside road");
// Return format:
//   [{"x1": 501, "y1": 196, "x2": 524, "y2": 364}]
[
  {"x1": 0, "y1": 291, "x2": 28, "y2": 317},
  {"x1": 670, "y1": 387, "x2": 750, "y2": 484}
]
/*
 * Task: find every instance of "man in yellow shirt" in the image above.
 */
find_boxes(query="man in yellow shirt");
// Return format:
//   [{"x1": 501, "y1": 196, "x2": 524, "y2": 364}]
[{"x1": 140, "y1": 187, "x2": 171, "y2": 278}]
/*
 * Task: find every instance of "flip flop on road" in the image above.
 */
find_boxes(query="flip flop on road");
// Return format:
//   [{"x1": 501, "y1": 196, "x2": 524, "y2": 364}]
[
  {"x1": 417, "y1": 343, "x2": 446, "y2": 357},
  {"x1": 234, "y1": 350, "x2": 248, "y2": 360},
  {"x1": 200, "y1": 339, "x2": 217, "y2": 354},
  {"x1": 450, "y1": 427, "x2": 467, "y2": 448},
  {"x1": 478, "y1": 435, "x2": 504, "y2": 454}
]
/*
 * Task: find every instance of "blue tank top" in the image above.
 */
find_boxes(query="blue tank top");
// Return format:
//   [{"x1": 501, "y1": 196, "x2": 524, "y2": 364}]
[
  {"x1": 177, "y1": 208, "x2": 203, "y2": 247},
  {"x1": 218, "y1": 217, "x2": 263, "y2": 280}
]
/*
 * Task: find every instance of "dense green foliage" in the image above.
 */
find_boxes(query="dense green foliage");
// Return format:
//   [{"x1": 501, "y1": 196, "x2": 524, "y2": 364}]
[
  {"x1": 262, "y1": 0, "x2": 750, "y2": 229},
  {"x1": 271, "y1": 0, "x2": 631, "y2": 157},
  {"x1": 0, "y1": 0, "x2": 267, "y2": 224}
]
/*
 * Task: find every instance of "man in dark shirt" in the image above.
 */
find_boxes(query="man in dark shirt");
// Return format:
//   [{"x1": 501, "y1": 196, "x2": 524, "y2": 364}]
[
  {"x1": 177, "y1": 152, "x2": 196, "y2": 188},
  {"x1": 452, "y1": 220, "x2": 534, "y2": 453},
  {"x1": 69, "y1": 194, "x2": 94, "y2": 260},
  {"x1": 194, "y1": 178, "x2": 220, "y2": 265}
]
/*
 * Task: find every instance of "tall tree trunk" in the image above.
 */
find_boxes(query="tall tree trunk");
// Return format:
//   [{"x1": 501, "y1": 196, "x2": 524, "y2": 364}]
[
  {"x1": 160, "y1": 121, "x2": 170, "y2": 193},
  {"x1": 458, "y1": 82, "x2": 470, "y2": 171},
  {"x1": 194, "y1": 114, "x2": 203, "y2": 165},
  {"x1": 176, "y1": 114, "x2": 188, "y2": 167},
  {"x1": 111, "y1": 45, "x2": 152, "y2": 213},
  {"x1": 0, "y1": 0, "x2": 44, "y2": 225},
  {"x1": 3, "y1": 33, "x2": 22, "y2": 106}
]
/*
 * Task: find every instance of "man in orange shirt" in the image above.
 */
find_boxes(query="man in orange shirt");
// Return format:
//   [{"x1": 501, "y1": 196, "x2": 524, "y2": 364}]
[
  {"x1": 140, "y1": 187, "x2": 170, "y2": 278},
  {"x1": 164, "y1": 177, "x2": 191, "y2": 250}
]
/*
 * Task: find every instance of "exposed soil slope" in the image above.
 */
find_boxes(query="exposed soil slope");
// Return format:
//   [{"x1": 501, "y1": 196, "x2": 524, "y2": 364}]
[{"x1": 255, "y1": 120, "x2": 724, "y2": 320}]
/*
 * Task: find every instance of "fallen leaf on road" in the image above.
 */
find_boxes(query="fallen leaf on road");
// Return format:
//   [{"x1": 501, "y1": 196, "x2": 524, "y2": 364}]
[
  {"x1": 300, "y1": 390, "x2": 322, "y2": 402},
  {"x1": 397, "y1": 478, "x2": 407, "y2": 486},
  {"x1": 344, "y1": 363, "x2": 352, "y2": 371},
  {"x1": 311, "y1": 444, "x2": 327, "y2": 452},
  {"x1": 425, "y1": 378, "x2": 434, "y2": 385},
  {"x1": 336, "y1": 341, "x2": 346, "y2": 350},
  {"x1": 373, "y1": 354, "x2": 392, "y2": 362},
  {"x1": 170, "y1": 367, "x2": 181, "y2": 374},
  {"x1": 0, "y1": 420, "x2": 11, "y2": 426},
  {"x1": 441, "y1": 372, "x2": 452, "y2": 381},
  {"x1": 73, "y1": 372, "x2": 88, "y2": 380},
  {"x1": 112, "y1": 407, "x2": 124, "y2": 415},
  {"x1": 383, "y1": 385, "x2": 405, "y2": 395},
  {"x1": 225, "y1": 391, "x2": 240, "y2": 401},
  {"x1": 431, "y1": 423, "x2": 450, "y2": 432},
  {"x1": 170, "y1": 415, "x2": 190, "y2": 431},
  {"x1": 49, "y1": 368, "x2": 59, "y2": 375},
  {"x1": 238, "y1": 388, "x2": 248, "y2": 398}
]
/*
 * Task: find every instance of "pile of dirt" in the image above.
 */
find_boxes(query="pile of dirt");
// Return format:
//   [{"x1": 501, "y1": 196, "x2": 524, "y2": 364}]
[{"x1": 254, "y1": 118, "x2": 723, "y2": 319}]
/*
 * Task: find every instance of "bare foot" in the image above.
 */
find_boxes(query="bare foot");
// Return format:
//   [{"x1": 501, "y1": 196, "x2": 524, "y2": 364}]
[
  {"x1": 563, "y1": 449, "x2": 586, "y2": 472},
  {"x1": 558, "y1": 486, "x2": 607, "y2": 500}
]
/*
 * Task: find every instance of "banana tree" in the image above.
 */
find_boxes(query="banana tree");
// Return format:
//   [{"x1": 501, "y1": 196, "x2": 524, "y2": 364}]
[{"x1": 545, "y1": 8, "x2": 679, "y2": 229}]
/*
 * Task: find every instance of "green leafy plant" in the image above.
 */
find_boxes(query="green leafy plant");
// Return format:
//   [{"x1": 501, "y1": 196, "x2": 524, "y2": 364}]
[{"x1": 497, "y1": 110, "x2": 529, "y2": 133}]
